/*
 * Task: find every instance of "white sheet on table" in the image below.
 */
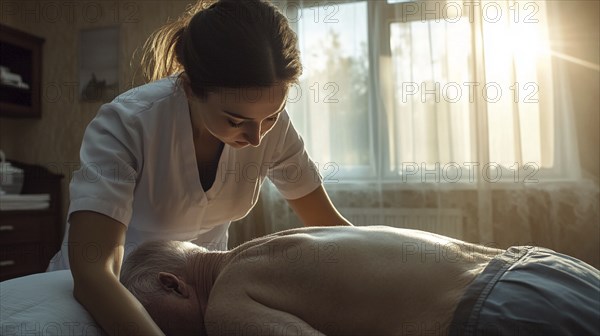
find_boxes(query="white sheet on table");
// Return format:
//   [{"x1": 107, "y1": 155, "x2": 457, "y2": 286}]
[{"x1": 0, "y1": 270, "x2": 105, "y2": 336}]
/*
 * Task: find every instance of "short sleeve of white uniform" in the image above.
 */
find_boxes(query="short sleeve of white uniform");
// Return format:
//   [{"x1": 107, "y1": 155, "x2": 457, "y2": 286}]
[
  {"x1": 267, "y1": 111, "x2": 322, "y2": 200},
  {"x1": 68, "y1": 104, "x2": 141, "y2": 225}
]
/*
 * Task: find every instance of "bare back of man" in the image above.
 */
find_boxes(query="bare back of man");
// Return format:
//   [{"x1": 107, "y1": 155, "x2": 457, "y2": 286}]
[{"x1": 205, "y1": 226, "x2": 504, "y2": 336}]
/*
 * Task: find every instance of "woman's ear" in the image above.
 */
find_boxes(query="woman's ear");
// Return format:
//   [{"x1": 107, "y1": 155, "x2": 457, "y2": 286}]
[{"x1": 157, "y1": 272, "x2": 192, "y2": 297}]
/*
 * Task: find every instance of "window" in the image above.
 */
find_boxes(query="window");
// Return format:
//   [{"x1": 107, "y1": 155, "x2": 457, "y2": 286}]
[
  {"x1": 288, "y1": 1, "x2": 372, "y2": 178},
  {"x1": 285, "y1": 0, "x2": 563, "y2": 184}
]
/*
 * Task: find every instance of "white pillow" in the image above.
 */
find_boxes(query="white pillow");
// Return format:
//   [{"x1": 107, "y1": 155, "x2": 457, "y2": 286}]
[{"x1": 0, "y1": 270, "x2": 105, "y2": 336}]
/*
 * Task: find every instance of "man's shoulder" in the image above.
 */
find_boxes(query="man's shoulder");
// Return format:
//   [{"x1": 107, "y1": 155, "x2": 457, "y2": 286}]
[
  {"x1": 208, "y1": 258, "x2": 263, "y2": 312},
  {"x1": 213, "y1": 236, "x2": 306, "y2": 291}
]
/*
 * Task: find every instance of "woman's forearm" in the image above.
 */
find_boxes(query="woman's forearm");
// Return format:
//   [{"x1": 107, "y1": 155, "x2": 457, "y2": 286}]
[{"x1": 68, "y1": 211, "x2": 165, "y2": 336}]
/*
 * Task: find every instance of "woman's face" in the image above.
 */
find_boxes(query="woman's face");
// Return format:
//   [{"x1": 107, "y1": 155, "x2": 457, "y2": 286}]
[{"x1": 187, "y1": 82, "x2": 289, "y2": 149}]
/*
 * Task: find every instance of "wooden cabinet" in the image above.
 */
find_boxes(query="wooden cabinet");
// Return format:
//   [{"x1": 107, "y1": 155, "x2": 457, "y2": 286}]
[
  {"x1": 0, "y1": 161, "x2": 63, "y2": 281},
  {"x1": 0, "y1": 23, "x2": 45, "y2": 118}
]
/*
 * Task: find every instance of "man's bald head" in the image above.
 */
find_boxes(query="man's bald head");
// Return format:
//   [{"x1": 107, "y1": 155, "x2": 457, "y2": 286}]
[{"x1": 120, "y1": 240, "x2": 207, "y2": 335}]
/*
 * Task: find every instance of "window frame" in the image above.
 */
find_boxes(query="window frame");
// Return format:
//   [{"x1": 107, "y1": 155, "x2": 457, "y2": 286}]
[{"x1": 284, "y1": 0, "x2": 577, "y2": 188}]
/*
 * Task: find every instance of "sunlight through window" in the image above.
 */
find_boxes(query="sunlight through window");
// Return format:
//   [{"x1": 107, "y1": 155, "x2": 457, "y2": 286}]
[{"x1": 288, "y1": 1, "x2": 371, "y2": 177}]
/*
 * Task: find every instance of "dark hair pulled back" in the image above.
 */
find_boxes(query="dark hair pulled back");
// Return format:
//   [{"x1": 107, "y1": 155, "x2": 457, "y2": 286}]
[{"x1": 140, "y1": 0, "x2": 302, "y2": 100}]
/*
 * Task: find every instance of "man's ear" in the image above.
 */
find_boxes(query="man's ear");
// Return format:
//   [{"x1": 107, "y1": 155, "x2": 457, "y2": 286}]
[{"x1": 157, "y1": 272, "x2": 192, "y2": 298}]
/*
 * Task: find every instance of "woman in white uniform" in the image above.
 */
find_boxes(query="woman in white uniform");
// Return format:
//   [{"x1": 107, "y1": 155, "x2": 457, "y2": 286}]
[{"x1": 51, "y1": 0, "x2": 352, "y2": 335}]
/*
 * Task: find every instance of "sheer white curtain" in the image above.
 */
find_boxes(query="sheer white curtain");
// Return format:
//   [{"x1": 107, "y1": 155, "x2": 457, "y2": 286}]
[{"x1": 231, "y1": 0, "x2": 599, "y2": 264}]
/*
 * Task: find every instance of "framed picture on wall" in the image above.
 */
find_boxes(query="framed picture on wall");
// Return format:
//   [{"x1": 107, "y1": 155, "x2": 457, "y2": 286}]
[{"x1": 78, "y1": 26, "x2": 119, "y2": 102}]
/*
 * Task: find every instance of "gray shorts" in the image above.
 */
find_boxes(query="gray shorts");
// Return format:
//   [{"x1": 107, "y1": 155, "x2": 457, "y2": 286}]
[{"x1": 448, "y1": 246, "x2": 600, "y2": 336}]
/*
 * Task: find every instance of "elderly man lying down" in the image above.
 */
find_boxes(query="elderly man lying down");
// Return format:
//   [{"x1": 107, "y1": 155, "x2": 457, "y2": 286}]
[{"x1": 120, "y1": 226, "x2": 600, "y2": 336}]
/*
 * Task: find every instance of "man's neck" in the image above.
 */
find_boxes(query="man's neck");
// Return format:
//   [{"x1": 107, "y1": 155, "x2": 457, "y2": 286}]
[{"x1": 189, "y1": 252, "x2": 228, "y2": 315}]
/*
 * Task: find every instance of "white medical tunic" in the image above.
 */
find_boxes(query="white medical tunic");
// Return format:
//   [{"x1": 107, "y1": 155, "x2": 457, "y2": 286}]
[{"x1": 47, "y1": 76, "x2": 321, "y2": 271}]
